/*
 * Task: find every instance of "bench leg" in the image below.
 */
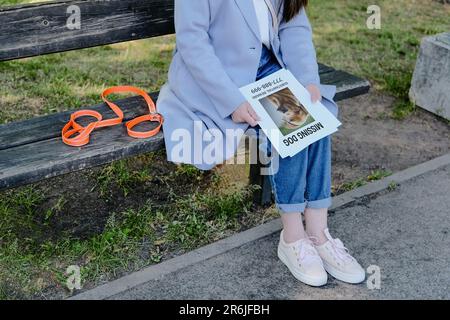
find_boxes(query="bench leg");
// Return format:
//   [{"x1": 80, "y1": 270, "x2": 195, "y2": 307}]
[
  {"x1": 249, "y1": 135, "x2": 273, "y2": 206},
  {"x1": 249, "y1": 163, "x2": 273, "y2": 206}
]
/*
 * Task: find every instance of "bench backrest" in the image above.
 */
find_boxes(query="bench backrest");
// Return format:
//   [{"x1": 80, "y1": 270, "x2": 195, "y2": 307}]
[{"x1": 0, "y1": 0, "x2": 174, "y2": 62}]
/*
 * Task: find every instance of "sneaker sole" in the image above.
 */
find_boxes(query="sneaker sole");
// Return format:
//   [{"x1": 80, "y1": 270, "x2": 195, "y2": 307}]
[
  {"x1": 277, "y1": 245, "x2": 328, "y2": 287},
  {"x1": 322, "y1": 261, "x2": 366, "y2": 284}
]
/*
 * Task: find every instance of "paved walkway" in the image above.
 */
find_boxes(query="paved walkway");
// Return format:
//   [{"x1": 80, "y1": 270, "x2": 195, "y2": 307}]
[{"x1": 73, "y1": 155, "x2": 450, "y2": 300}]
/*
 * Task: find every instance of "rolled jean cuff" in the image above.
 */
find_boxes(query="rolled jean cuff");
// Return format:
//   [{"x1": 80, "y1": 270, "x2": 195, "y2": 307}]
[
  {"x1": 276, "y1": 197, "x2": 332, "y2": 214},
  {"x1": 276, "y1": 203, "x2": 307, "y2": 214},
  {"x1": 305, "y1": 197, "x2": 333, "y2": 209}
]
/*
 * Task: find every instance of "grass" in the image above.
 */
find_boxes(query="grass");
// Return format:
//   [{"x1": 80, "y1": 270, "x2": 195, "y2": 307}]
[
  {"x1": 0, "y1": 0, "x2": 51, "y2": 6},
  {"x1": 310, "y1": 0, "x2": 450, "y2": 118},
  {"x1": 0, "y1": 37, "x2": 174, "y2": 124},
  {"x1": 333, "y1": 169, "x2": 392, "y2": 194},
  {"x1": 0, "y1": 143, "x2": 266, "y2": 298},
  {"x1": 1, "y1": 0, "x2": 449, "y2": 299},
  {"x1": 96, "y1": 158, "x2": 153, "y2": 198},
  {"x1": 0, "y1": 158, "x2": 262, "y2": 298}
]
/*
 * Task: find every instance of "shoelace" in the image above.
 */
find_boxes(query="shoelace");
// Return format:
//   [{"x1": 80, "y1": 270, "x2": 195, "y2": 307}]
[
  {"x1": 293, "y1": 238, "x2": 323, "y2": 266},
  {"x1": 324, "y1": 229, "x2": 354, "y2": 263}
]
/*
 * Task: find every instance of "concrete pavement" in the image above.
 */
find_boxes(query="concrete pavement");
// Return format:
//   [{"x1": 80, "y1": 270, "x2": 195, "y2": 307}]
[{"x1": 72, "y1": 154, "x2": 450, "y2": 300}]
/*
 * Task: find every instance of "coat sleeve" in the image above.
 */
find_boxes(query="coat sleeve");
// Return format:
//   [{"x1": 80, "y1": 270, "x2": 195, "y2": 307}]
[
  {"x1": 174, "y1": 0, "x2": 247, "y2": 119},
  {"x1": 278, "y1": 7, "x2": 321, "y2": 87}
]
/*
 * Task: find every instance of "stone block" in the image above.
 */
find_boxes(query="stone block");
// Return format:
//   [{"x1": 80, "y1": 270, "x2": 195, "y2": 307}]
[{"x1": 410, "y1": 33, "x2": 450, "y2": 120}]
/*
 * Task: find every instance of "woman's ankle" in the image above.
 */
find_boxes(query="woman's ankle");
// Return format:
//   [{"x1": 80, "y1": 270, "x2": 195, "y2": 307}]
[
  {"x1": 280, "y1": 213, "x2": 307, "y2": 244},
  {"x1": 306, "y1": 228, "x2": 328, "y2": 245},
  {"x1": 282, "y1": 228, "x2": 307, "y2": 244},
  {"x1": 304, "y1": 208, "x2": 329, "y2": 245}
]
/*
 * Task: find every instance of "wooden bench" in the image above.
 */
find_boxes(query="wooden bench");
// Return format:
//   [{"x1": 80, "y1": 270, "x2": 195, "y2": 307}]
[{"x1": 0, "y1": 0, "x2": 370, "y2": 205}]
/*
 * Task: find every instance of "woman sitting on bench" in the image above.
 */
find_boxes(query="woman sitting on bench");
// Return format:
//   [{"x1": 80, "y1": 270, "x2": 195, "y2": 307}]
[{"x1": 156, "y1": 0, "x2": 366, "y2": 287}]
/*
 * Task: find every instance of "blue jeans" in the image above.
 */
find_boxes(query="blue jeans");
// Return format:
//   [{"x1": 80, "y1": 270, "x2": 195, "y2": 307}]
[{"x1": 255, "y1": 45, "x2": 332, "y2": 214}]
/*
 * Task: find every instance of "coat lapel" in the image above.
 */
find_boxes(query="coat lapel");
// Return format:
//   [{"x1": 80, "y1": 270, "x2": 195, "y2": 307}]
[
  {"x1": 234, "y1": 0, "x2": 282, "y2": 45},
  {"x1": 234, "y1": 0, "x2": 261, "y2": 42}
]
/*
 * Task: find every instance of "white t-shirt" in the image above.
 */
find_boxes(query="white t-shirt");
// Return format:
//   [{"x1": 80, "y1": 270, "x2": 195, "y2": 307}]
[{"x1": 252, "y1": 0, "x2": 271, "y2": 48}]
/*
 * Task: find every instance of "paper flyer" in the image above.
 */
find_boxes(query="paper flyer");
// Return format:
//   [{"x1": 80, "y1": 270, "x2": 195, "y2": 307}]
[{"x1": 239, "y1": 68, "x2": 342, "y2": 158}]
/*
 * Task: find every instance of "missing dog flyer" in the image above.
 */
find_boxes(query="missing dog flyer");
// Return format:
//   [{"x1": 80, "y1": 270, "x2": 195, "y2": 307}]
[{"x1": 239, "y1": 68, "x2": 341, "y2": 158}]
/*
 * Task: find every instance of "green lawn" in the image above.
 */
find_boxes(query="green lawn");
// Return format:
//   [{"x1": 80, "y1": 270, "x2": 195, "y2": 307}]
[
  {"x1": 1, "y1": 0, "x2": 449, "y2": 123},
  {"x1": 310, "y1": 0, "x2": 449, "y2": 118},
  {"x1": 0, "y1": 0, "x2": 449, "y2": 299}
]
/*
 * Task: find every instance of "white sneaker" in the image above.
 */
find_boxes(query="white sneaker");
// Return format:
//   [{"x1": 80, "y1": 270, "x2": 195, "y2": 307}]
[
  {"x1": 314, "y1": 228, "x2": 366, "y2": 284},
  {"x1": 277, "y1": 230, "x2": 328, "y2": 287}
]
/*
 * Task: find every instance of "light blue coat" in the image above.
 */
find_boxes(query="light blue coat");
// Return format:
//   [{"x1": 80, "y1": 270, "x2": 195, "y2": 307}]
[{"x1": 156, "y1": 0, "x2": 338, "y2": 170}]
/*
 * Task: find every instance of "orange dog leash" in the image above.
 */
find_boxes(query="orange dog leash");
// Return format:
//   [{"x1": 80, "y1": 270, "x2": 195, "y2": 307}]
[{"x1": 62, "y1": 86, "x2": 163, "y2": 147}]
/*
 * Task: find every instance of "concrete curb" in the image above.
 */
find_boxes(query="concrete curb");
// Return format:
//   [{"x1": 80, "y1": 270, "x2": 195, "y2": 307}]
[
  {"x1": 331, "y1": 153, "x2": 450, "y2": 209},
  {"x1": 70, "y1": 153, "x2": 450, "y2": 300}
]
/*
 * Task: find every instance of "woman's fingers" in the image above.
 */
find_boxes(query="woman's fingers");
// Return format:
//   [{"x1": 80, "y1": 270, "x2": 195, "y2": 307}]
[
  {"x1": 245, "y1": 105, "x2": 260, "y2": 127},
  {"x1": 244, "y1": 110, "x2": 258, "y2": 127},
  {"x1": 247, "y1": 105, "x2": 261, "y2": 122},
  {"x1": 310, "y1": 89, "x2": 320, "y2": 103},
  {"x1": 245, "y1": 114, "x2": 258, "y2": 127},
  {"x1": 230, "y1": 103, "x2": 259, "y2": 126},
  {"x1": 306, "y1": 84, "x2": 322, "y2": 103},
  {"x1": 314, "y1": 91, "x2": 322, "y2": 103}
]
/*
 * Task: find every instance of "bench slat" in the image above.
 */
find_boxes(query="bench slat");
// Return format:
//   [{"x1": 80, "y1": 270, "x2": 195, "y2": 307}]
[
  {"x1": 0, "y1": 64, "x2": 369, "y2": 191},
  {"x1": 318, "y1": 63, "x2": 335, "y2": 74},
  {"x1": 0, "y1": 92, "x2": 159, "y2": 151},
  {"x1": 0, "y1": 126, "x2": 164, "y2": 190},
  {"x1": 321, "y1": 69, "x2": 371, "y2": 101},
  {"x1": 0, "y1": 0, "x2": 174, "y2": 62}
]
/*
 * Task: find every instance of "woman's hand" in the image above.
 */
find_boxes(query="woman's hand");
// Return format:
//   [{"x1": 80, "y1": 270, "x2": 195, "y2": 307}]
[
  {"x1": 306, "y1": 84, "x2": 322, "y2": 103},
  {"x1": 231, "y1": 101, "x2": 261, "y2": 127}
]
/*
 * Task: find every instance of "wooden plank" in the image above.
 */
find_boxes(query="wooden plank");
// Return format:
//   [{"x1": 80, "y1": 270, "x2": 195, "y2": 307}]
[
  {"x1": 0, "y1": 0, "x2": 174, "y2": 61},
  {"x1": 0, "y1": 92, "x2": 160, "y2": 151},
  {"x1": 318, "y1": 63, "x2": 334, "y2": 74},
  {"x1": 321, "y1": 69, "x2": 371, "y2": 101},
  {"x1": 0, "y1": 125, "x2": 165, "y2": 190},
  {"x1": 248, "y1": 139, "x2": 273, "y2": 206}
]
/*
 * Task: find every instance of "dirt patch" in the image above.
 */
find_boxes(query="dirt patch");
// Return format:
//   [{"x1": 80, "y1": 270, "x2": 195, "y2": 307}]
[
  {"x1": 331, "y1": 90, "x2": 450, "y2": 187},
  {"x1": 217, "y1": 90, "x2": 450, "y2": 194},
  {"x1": 15, "y1": 151, "x2": 219, "y2": 243}
]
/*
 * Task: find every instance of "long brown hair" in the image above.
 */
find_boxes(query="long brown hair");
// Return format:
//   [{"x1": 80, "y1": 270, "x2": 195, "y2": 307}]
[{"x1": 282, "y1": 0, "x2": 308, "y2": 23}]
